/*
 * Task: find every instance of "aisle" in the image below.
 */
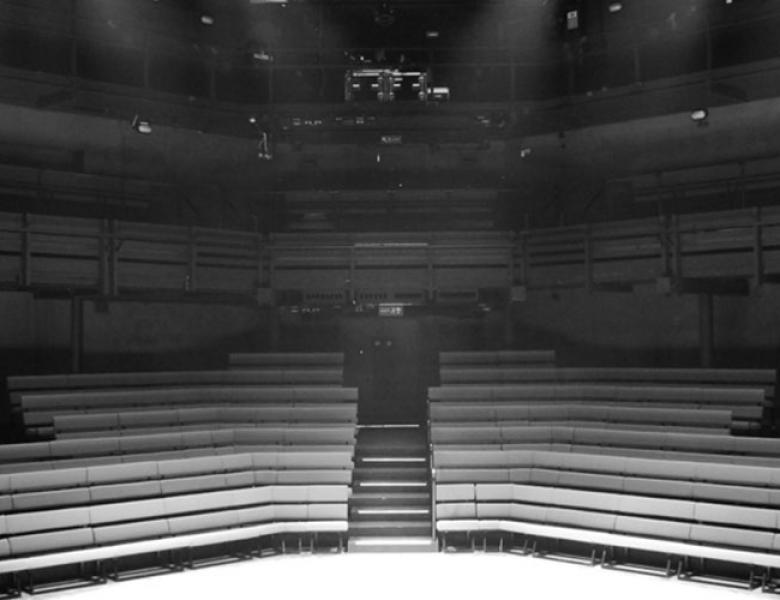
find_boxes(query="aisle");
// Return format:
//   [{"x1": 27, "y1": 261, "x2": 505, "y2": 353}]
[{"x1": 41, "y1": 551, "x2": 754, "y2": 600}]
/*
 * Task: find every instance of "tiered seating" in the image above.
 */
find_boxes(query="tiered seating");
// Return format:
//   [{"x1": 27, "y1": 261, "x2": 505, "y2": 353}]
[
  {"x1": 18, "y1": 386, "x2": 354, "y2": 439},
  {"x1": 439, "y1": 367, "x2": 775, "y2": 428},
  {"x1": 434, "y1": 449, "x2": 780, "y2": 574},
  {"x1": 0, "y1": 450, "x2": 351, "y2": 580},
  {"x1": 0, "y1": 352, "x2": 358, "y2": 587},
  {"x1": 9, "y1": 370, "x2": 344, "y2": 437},
  {"x1": 430, "y1": 384, "x2": 766, "y2": 432}
]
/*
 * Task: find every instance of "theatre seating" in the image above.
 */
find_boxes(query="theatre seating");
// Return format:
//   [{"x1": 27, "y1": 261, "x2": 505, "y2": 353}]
[
  {"x1": 0, "y1": 462, "x2": 350, "y2": 579},
  {"x1": 430, "y1": 384, "x2": 766, "y2": 432},
  {"x1": 53, "y1": 405, "x2": 357, "y2": 439},
  {"x1": 430, "y1": 403, "x2": 732, "y2": 433},
  {"x1": 0, "y1": 428, "x2": 356, "y2": 473},
  {"x1": 18, "y1": 386, "x2": 357, "y2": 439},
  {"x1": 438, "y1": 367, "x2": 775, "y2": 425}
]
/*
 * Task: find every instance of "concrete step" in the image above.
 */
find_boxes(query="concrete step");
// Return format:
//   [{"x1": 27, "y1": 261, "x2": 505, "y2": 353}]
[
  {"x1": 350, "y1": 506, "x2": 431, "y2": 522},
  {"x1": 348, "y1": 537, "x2": 438, "y2": 553},
  {"x1": 354, "y1": 465, "x2": 429, "y2": 481},
  {"x1": 350, "y1": 491, "x2": 430, "y2": 507},
  {"x1": 349, "y1": 520, "x2": 432, "y2": 537}
]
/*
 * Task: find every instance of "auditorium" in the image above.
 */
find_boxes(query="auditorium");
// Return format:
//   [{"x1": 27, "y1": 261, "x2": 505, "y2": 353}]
[{"x1": 1, "y1": 0, "x2": 780, "y2": 597}]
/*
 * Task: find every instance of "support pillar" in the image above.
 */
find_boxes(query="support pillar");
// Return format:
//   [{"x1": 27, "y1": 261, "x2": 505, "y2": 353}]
[{"x1": 698, "y1": 293, "x2": 714, "y2": 368}]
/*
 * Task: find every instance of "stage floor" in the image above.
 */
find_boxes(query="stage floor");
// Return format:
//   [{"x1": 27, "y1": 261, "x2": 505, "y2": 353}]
[{"x1": 41, "y1": 551, "x2": 755, "y2": 600}]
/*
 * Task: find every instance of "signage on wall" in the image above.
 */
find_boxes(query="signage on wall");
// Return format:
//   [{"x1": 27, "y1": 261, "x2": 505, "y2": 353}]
[{"x1": 378, "y1": 303, "x2": 405, "y2": 317}]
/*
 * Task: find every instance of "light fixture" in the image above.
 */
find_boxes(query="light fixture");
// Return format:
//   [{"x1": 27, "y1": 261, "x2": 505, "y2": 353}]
[
  {"x1": 200, "y1": 13, "x2": 214, "y2": 25},
  {"x1": 608, "y1": 2, "x2": 623, "y2": 13},
  {"x1": 691, "y1": 108, "x2": 709, "y2": 125},
  {"x1": 520, "y1": 148, "x2": 532, "y2": 159},
  {"x1": 131, "y1": 115, "x2": 152, "y2": 135},
  {"x1": 425, "y1": 30, "x2": 439, "y2": 39}
]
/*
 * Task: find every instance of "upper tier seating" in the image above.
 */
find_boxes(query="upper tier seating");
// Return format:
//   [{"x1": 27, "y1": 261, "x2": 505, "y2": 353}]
[
  {"x1": 17, "y1": 386, "x2": 357, "y2": 439},
  {"x1": 438, "y1": 366, "x2": 776, "y2": 409},
  {"x1": 53, "y1": 405, "x2": 356, "y2": 439},
  {"x1": 430, "y1": 384, "x2": 766, "y2": 431},
  {"x1": 430, "y1": 403, "x2": 732, "y2": 433}
]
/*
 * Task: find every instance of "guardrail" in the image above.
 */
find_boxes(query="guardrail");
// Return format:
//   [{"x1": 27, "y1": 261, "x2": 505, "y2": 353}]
[{"x1": 1, "y1": 206, "x2": 779, "y2": 301}]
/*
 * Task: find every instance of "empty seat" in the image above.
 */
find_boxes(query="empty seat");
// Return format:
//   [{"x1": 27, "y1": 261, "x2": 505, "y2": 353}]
[
  {"x1": 614, "y1": 515, "x2": 690, "y2": 541},
  {"x1": 89, "y1": 498, "x2": 167, "y2": 525},
  {"x1": 12, "y1": 488, "x2": 91, "y2": 511},
  {"x1": 6, "y1": 506, "x2": 91, "y2": 535},
  {"x1": 9, "y1": 529, "x2": 94, "y2": 556},
  {"x1": 168, "y1": 510, "x2": 240, "y2": 535},
  {"x1": 93, "y1": 519, "x2": 170, "y2": 545},
  {"x1": 689, "y1": 524, "x2": 774, "y2": 551}
]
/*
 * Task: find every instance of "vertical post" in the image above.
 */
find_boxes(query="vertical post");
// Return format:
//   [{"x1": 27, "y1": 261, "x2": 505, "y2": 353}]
[
  {"x1": 70, "y1": 296, "x2": 83, "y2": 373},
  {"x1": 698, "y1": 293, "x2": 714, "y2": 368},
  {"x1": 187, "y1": 227, "x2": 197, "y2": 292},
  {"x1": 98, "y1": 219, "x2": 110, "y2": 296}
]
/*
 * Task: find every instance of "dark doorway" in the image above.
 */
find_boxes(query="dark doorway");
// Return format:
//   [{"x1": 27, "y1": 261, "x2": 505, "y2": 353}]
[{"x1": 342, "y1": 316, "x2": 437, "y2": 425}]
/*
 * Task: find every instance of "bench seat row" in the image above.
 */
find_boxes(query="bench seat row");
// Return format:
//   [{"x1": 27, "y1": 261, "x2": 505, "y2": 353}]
[
  {"x1": 53, "y1": 405, "x2": 357, "y2": 438},
  {"x1": 228, "y1": 352, "x2": 344, "y2": 368},
  {"x1": 435, "y1": 483, "x2": 780, "y2": 568},
  {"x1": 431, "y1": 425, "x2": 780, "y2": 457},
  {"x1": 430, "y1": 403, "x2": 733, "y2": 430},
  {"x1": 433, "y1": 449, "x2": 780, "y2": 488},
  {"x1": 438, "y1": 367, "x2": 776, "y2": 397},
  {"x1": 0, "y1": 484, "x2": 349, "y2": 575},
  {"x1": 0, "y1": 429, "x2": 356, "y2": 469}
]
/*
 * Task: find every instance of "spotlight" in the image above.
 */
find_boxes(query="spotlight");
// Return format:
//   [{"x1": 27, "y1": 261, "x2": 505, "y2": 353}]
[
  {"x1": 249, "y1": 116, "x2": 257, "y2": 124},
  {"x1": 608, "y1": 2, "x2": 623, "y2": 13},
  {"x1": 520, "y1": 148, "x2": 532, "y2": 159},
  {"x1": 252, "y1": 50, "x2": 273, "y2": 62},
  {"x1": 425, "y1": 30, "x2": 440, "y2": 39},
  {"x1": 200, "y1": 13, "x2": 214, "y2": 25},
  {"x1": 691, "y1": 108, "x2": 709, "y2": 125},
  {"x1": 131, "y1": 115, "x2": 152, "y2": 135}
]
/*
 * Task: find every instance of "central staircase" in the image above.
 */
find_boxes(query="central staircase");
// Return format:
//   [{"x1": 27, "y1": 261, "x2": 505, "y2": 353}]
[{"x1": 348, "y1": 425, "x2": 437, "y2": 552}]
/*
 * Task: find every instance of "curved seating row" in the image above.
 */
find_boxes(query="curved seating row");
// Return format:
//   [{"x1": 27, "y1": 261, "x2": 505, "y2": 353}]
[
  {"x1": 430, "y1": 384, "x2": 765, "y2": 430},
  {"x1": 430, "y1": 403, "x2": 732, "y2": 430},
  {"x1": 53, "y1": 405, "x2": 357, "y2": 438},
  {"x1": 432, "y1": 425, "x2": 780, "y2": 456},
  {"x1": 439, "y1": 366, "x2": 776, "y2": 394},
  {"x1": 435, "y1": 483, "x2": 780, "y2": 569},
  {"x1": 18, "y1": 386, "x2": 358, "y2": 438},
  {"x1": 0, "y1": 484, "x2": 349, "y2": 576},
  {"x1": 0, "y1": 428, "x2": 356, "y2": 471},
  {"x1": 7, "y1": 368, "x2": 344, "y2": 398},
  {"x1": 433, "y1": 449, "x2": 780, "y2": 488}
]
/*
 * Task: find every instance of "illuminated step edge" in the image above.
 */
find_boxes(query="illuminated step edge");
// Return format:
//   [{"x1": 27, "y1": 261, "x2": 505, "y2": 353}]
[
  {"x1": 358, "y1": 481, "x2": 428, "y2": 487},
  {"x1": 357, "y1": 424, "x2": 420, "y2": 430},
  {"x1": 356, "y1": 508, "x2": 430, "y2": 515},
  {"x1": 351, "y1": 537, "x2": 435, "y2": 547},
  {"x1": 361, "y1": 457, "x2": 426, "y2": 463}
]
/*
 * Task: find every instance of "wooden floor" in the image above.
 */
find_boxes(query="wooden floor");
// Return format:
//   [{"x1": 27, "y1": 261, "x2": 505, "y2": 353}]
[{"x1": 37, "y1": 551, "x2": 754, "y2": 600}]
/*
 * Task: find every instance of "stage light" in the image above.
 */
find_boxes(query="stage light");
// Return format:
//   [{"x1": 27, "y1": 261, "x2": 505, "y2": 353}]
[
  {"x1": 252, "y1": 50, "x2": 273, "y2": 62},
  {"x1": 425, "y1": 30, "x2": 439, "y2": 39},
  {"x1": 131, "y1": 115, "x2": 152, "y2": 135},
  {"x1": 691, "y1": 108, "x2": 709, "y2": 122},
  {"x1": 200, "y1": 13, "x2": 214, "y2": 25},
  {"x1": 608, "y1": 2, "x2": 623, "y2": 13},
  {"x1": 520, "y1": 148, "x2": 532, "y2": 159}
]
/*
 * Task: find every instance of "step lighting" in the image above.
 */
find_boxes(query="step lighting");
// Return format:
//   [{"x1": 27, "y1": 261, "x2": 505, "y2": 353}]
[
  {"x1": 352, "y1": 538, "x2": 434, "y2": 546},
  {"x1": 361, "y1": 457, "x2": 426, "y2": 463},
  {"x1": 359, "y1": 481, "x2": 427, "y2": 487},
  {"x1": 357, "y1": 508, "x2": 430, "y2": 515}
]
